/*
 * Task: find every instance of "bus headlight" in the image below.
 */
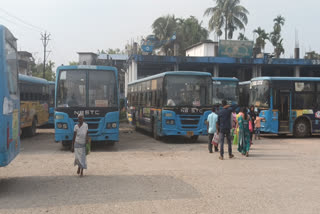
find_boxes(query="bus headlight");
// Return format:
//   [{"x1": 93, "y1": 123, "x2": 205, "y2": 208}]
[
  {"x1": 62, "y1": 124, "x2": 68, "y2": 129},
  {"x1": 107, "y1": 123, "x2": 117, "y2": 129},
  {"x1": 57, "y1": 123, "x2": 63, "y2": 129},
  {"x1": 55, "y1": 115, "x2": 64, "y2": 120},
  {"x1": 166, "y1": 119, "x2": 175, "y2": 125},
  {"x1": 57, "y1": 123, "x2": 68, "y2": 129}
]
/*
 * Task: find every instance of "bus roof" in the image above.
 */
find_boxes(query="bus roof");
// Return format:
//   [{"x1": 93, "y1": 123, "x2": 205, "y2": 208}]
[
  {"x1": 212, "y1": 77, "x2": 239, "y2": 82},
  {"x1": 129, "y1": 71, "x2": 212, "y2": 85},
  {"x1": 252, "y1": 77, "x2": 320, "y2": 82},
  {"x1": 56, "y1": 65, "x2": 117, "y2": 73},
  {"x1": 19, "y1": 74, "x2": 49, "y2": 85},
  {"x1": 239, "y1": 81, "x2": 250, "y2": 85},
  {"x1": 48, "y1": 81, "x2": 55, "y2": 85}
]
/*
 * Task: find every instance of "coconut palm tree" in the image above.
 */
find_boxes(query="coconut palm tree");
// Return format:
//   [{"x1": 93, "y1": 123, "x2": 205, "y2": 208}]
[
  {"x1": 204, "y1": 0, "x2": 249, "y2": 40},
  {"x1": 253, "y1": 27, "x2": 269, "y2": 52},
  {"x1": 274, "y1": 39, "x2": 285, "y2": 58},
  {"x1": 238, "y1": 32, "x2": 248, "y2": 40}
]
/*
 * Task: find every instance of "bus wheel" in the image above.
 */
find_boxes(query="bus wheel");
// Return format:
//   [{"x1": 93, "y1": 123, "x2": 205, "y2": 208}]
[
  {"x1": 152, "y1": 120, "x2": 160, "y2": 140},
  {"x1": 294, "y1": 119, "x2": 310, "y2": 138},
  {"x1": 62, "y1": 141, "x2": 72, "y2": 149},
  {"x1": 26, "y1": 118, "x2": 37, "y2": 137},
  {"x1": 190, "y1": 135, "x2": 199, "y2": 143}
]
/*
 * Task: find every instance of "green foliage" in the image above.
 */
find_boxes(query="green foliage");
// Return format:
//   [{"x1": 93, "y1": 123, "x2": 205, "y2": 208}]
[
  {"x1": 270, "y1": 15, "x2": 285, "y2": 58},
  {"x1": 305, "y1": 51, "x2": 320, "y2": 60},
  {"x1": 238, "y1": 32, "x2": 248, "y2": 41},
  {"x1": 204, "y1": 0, "x2": 249, "y2": 40},
  {"x1": 31, "y1": 60, "x2": 55, "y2": 81},
  {"x1": 98, "y1": 48, "x2": 123, "y2": 55},
  {"x1": 69, "y1": 61, "x2": 79, "y2": 65},
  {"x1": 151, "y1": 15, "x2": 208, "y2": 55},
  {"x1": 253, "y1": 27, "x2": 269, "y2": 51}
]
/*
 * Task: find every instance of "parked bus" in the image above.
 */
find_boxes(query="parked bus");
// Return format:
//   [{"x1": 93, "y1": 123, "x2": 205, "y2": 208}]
[
  {"x1": 19, "y1": 74, "x2": 50, "y2": 136},
  {"x1": 48, "y1": 81, "x2": 55, "y2": 125},
  {"x1": 0, "y1": 25, "x2": 20, "y2": 167},
  {"x1": 239, "y1": 81, "x2": 250, "y2": 107},
  {"x1": 54, "y1": 65, "x2": 119, "y2": 147},
  {"x1": 250, "y1": 77, "x2": 320, "y2": 137},
  {"x1": 127, "y1": 71, "x2": 213, "y2": 142},
  {"x1": 212, "y1": 77, "x2": 239, "y2": 106}
]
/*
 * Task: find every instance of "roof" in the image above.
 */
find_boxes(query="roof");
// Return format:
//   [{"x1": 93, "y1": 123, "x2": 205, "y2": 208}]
[
  {"x1": 98, "y1": 54, "x2": 129, "y2": 61},
  {"x1": 56, "y1": 65, "x2": 118, "y2": 75},
  {"x1": 212, "y1": 77, "x2": 239, "y2": 82},
  {"x1": 77, "y1": 52, "x2": 98, "y2": 56},
  {"x1": 239, "y1": 81, "x2": 251, "y2": 85},
  {"x1": 252, "y1": 77, "x2": 320, "y2": 81},
  {"x1": 18, "y1": 51, "x2": 33, "y2": 57},
  {"x1": 19, "y1": 74, "x2": 49, "y2": 85},
  {"x1": 129, "y1": 71, "x2": 212, "y2": 85},
  {"x1": 185, "y1": 40, "x2": 217, "y2": 51}
]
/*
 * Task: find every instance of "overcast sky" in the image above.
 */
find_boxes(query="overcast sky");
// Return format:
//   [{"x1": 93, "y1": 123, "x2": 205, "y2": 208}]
[{"x1": 1, "y1": 0, "x2": 319, "y2": 67}]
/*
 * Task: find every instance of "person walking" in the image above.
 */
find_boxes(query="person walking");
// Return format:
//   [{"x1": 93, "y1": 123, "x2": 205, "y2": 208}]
[
  {"x1": 249, "y1": 106, "x2": 256, "y2": 145},
  {"x1": 217, "y1": 100, "x2": 237, "y2": 160},
  {"x1": 237, "y1": 107, "x2": 251, "y2": 157},
  {"x1": 72, "y1": 114, "x2": 89, "y2": 177},
  {"x1": 206, "y1": 107, "x2": 219, "y2": 153},
  {"x1": 255, "y1": 112, "x2": 262, "y2": 140}
]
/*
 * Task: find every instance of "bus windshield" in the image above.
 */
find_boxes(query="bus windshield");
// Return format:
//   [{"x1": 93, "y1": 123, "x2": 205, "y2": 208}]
[
  {"x1": 57, "y1": 70, "x2": 117, "y2": 108},
  {"x1": 249, "y1": 80, "x2": 270, "y2": 108},
  {"x1": 212, "y1": 81, "x2": 238, "y2": 105},
  {"x1": 164, "y1": 75, "x2": 212, "y2": 107}
]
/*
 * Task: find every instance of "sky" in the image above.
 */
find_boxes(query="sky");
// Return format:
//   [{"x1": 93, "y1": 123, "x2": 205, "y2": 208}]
[{"x1": 1, "y1": 0, "x2": 319, "y2": 68}]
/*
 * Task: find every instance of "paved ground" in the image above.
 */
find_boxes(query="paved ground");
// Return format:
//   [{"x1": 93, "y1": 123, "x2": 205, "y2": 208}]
[{"x1": 1, "y1": 124, "x2": 320, "y2": 214}]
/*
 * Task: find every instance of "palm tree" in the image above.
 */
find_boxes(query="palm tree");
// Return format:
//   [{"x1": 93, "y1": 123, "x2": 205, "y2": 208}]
[
  {"x1": 273, "y1": 15, "x2": 285, "y2": 32},
  {"x1": 204, "y1": 0, "x2": 249, "y2": 40},
  {"x1": 238, "y1": 32, "x2": 248, "y2": 40},
  {"x1": 253, "y1": 27, "x2": 269, "y2": 52},
  {"x1": 274, "y1": 39, "x2": 285, "y2": 58}
]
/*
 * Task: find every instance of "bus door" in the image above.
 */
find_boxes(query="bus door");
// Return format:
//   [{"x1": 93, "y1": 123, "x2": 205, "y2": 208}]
[{"x1": 279, "y1": 91, "x2": 290, "y2": 132}]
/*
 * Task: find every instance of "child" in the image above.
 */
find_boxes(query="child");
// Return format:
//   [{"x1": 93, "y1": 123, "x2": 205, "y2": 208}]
[{"x1": 254, "y1": 115, "x2": 262, "y2": 140}]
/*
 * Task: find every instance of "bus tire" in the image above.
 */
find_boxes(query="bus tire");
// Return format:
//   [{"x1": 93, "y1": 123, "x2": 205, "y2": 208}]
[
  {"x1": 62, "y1": 141, "x2": 72, "y2": 149},
  {"x1": 190, "y1": 135, "x2": 199, "y2": 143},
  {"x1": 294, "y1": 119, "x2": 310, "y2": 138},
  {"x1": 152, "y1": 120, "x2": 160, "y2": 140},
  {"x1": 26, "y1": 118, "x2": 37, "y2": 137}
]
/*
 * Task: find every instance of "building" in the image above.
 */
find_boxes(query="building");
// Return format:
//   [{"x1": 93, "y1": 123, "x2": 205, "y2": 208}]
[
  {"x1": 185, "y1": 40, "x2": 218, "y2": 57},
  {"x1": 18, "y1": 51, "x2": 34, "y2": 76}
]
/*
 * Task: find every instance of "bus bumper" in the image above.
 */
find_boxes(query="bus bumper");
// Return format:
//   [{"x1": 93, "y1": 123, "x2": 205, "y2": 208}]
[{"x1": 161, "y1": 129, "x2": 206, "y2": 136}]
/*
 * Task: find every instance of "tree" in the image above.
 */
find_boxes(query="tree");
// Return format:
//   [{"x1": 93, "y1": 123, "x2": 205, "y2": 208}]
[
  {"x1": 253, "y1": 27, "x2": 269, "y2": 52},
  {"x1": 305, "y1": 51, "x2": 320, "y2": 60},
  {"x1": 31, "y1": 60, "x2": 55, "y2": 81},
  {"x1": 69, "y1": 61, "x2": 79, "y2": 65},
  {"x1": 270, "y1": 15, "x2": 285, "y2": 58},
  {"x1": 238, "y1": 32, "x2": 248, "y2": 40},
  {"x1": 204, "y1": 0, "x2": 249, "y2": 40},
  {"x1": 97, "y1": 48, "x2": 123, "y2": 54}
]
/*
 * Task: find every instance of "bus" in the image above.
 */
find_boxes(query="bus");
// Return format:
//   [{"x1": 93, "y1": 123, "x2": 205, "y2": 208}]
[
  {"x1": 239, "y1": 81, "x2": 250, "y2": 107},
  {"x1": 54, "y1": 65, "x2": 119, "y2": 147},
  {"x1": 127, "y1": 71, "x2": 213, "y2": 142},
  {"x1": 48, "y1": 81, "x2": 55, "y2": 125},
  {"x1": 0, "y1": 25, "x2": 20, "y2": 167},
  {"x1": 19, "y1": 74, "x2": 50, "y2": 136},
  {"x1": 250, "y1": 77, "x2": 320, "y2": 137},
  {"x1": 212, "y1": 77, "x2": 239, "y2": 106}
]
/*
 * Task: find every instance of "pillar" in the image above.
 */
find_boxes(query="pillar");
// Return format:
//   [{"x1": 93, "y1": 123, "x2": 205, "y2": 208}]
[
  {"x1": 213, "y1": 64, "x2": 219, "y2": 77},
  {"x1": 132, "y1": 60, "x2": 138, "y2": 81},
  {"x1": 294, "y1": 66, "x2": 300, "y2": 77},
  {"x1": 174, "y1": 64, "x2": 179, "y2": 71},
  {"x1": 125, "y1": 71, "x2": 129, "y2": 97},
  {"x1": 252, "y1": 65, "x2": 262, "y2": 78}
]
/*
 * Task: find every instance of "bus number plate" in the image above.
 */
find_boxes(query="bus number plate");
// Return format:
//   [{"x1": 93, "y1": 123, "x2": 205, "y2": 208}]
[{"x1": 187, "y1": 131, "x2": 194, "y2": 137}]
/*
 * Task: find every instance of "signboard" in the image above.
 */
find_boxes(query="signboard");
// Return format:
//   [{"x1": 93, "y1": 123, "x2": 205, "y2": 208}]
[{"x1": 219, "y1": 40, "x2": 253, "y2": 58}]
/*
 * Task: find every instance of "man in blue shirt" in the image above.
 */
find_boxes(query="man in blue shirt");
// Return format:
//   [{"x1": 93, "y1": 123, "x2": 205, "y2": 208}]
[
  {"x1": 217, "y1": 100, "x2": 238, "y2": 160},
  {"x1": 206, "y1": 107, "x2": 219, "y2": 153}
]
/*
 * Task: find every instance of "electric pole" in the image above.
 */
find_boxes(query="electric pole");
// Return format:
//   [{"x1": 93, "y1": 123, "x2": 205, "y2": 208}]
[{"x1": 41, "y1": 32, "x2": 51, "y2": 79}]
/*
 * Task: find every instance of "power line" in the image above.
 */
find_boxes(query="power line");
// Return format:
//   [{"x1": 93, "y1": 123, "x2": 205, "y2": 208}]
[{"x1": 0, "y1": 8, "x2": 45, "y2": 32}]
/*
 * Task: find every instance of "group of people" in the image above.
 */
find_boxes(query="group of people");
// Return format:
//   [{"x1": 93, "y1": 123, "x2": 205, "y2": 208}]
[{"x1": 206, "y1": 100, "x2": 262, "y2": 160}]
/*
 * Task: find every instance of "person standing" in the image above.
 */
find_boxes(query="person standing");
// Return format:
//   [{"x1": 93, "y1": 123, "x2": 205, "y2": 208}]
[
  {"x1": 237, "y1": 107, "x2": 251, "y2": 157},
  {"x1": 72, "y1": 114, "x2": 89, "y2": 177},
  {"x1": 249, "y1": 106, "x2": 256, "y2": 144},
  {"x1": 206, "y1": 107, "x2": 219, "y2": 153},
  {"x1": 217, "y1": 100, "x2": 237, "y2": 160},
  {"x1": 255, "y1": 113, "x2": 262, "y2": 140}
]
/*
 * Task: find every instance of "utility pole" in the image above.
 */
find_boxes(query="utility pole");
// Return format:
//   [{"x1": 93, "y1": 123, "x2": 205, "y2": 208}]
[{"x1": 41, "y1": 32, "x2": 51, "y2": 79}]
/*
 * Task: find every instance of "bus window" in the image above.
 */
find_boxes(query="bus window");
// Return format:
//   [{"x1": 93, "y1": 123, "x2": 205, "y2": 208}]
[{"x1": 5, "y1": 41, "x2": 18, "y2": 95}]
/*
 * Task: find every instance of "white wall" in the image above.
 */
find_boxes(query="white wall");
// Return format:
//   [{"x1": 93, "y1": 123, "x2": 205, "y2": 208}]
[{"x1": 186, "y1": 43, "x2": 215, "y2": 57}]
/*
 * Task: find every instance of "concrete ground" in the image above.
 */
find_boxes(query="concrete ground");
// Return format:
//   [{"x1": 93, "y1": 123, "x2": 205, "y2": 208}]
[{"x1": 0, "y1": 124, "x2": 320, "y2": 214}]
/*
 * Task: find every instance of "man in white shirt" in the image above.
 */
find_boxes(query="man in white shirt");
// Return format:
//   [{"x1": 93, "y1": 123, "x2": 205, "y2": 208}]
[{"x1": 206, "y1": 107, "x2": 219, "y2": 153}]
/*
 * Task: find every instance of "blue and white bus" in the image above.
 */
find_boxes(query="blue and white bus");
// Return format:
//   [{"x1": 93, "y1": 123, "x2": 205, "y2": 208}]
[
  {"x1": 0, "y1": 25, "x2": 20, "y2": 167},
  {"x1": 48, "y1": 81, "x2": 55, "y2": 125},
  {"x1": 212, "y1": 77, "x2": 239, "y2": 106},
  {"x1": 250, "y1": 77, "x2": 320, "y2": 137},
  {"x1": 127, "y1": 71, "x2": 213, "y2": 142},
  {"x1": 54, "y1": 65, "x2": 119, "y2": 147}
]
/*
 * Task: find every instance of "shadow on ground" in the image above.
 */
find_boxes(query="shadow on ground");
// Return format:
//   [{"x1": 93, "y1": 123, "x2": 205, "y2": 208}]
[{"x1": 0, "y1": 174, "x2": 200, "y2": 209}]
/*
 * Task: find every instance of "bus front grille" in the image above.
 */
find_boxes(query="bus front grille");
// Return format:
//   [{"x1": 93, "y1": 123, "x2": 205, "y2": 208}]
[{"x1": 178, "y1": 115, "x2": 201, "y2": 129}]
